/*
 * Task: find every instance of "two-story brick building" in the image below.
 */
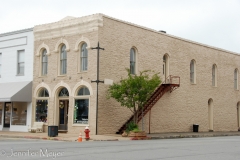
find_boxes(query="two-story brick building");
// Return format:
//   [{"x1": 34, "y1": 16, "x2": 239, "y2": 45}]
[{"x1": 33, "y1": 14, "x2": 240, "y2": 135}]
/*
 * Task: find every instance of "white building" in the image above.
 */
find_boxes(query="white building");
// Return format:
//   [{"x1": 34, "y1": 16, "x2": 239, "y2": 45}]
[{"x1": 0, "y1": 28, "x2": 33, "y2": 132}]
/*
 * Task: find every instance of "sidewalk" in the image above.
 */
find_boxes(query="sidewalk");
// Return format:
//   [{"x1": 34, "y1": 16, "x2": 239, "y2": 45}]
[{"x1": 1, "y1": 131, "x2": 240, "y2": 142}]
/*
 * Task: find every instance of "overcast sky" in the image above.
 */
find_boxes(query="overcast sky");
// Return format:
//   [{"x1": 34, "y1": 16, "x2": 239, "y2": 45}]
[{"x1": 1, "y1": 0, "x2": 239, "y2": 53}]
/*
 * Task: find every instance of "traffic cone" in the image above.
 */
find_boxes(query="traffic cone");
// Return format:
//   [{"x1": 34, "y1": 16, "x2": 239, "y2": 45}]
[{"x1": 78, "y1": 132, "x2": 82, "y2": 142}]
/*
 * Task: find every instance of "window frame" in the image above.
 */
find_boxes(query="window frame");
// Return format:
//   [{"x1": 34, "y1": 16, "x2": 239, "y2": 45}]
[
  {"x1": 190, "y1": 59, "x2": 196, "y2": 84},
  {"x1": 212, "y1": 64, "x2": 217, "y2": 87},
  {"x1": 17, "y1": 50, "x2": 25, "y2": 75},
  {"x1": 130, "y1": 48, "x2": 136, "y2": 74},
  {"x1": 80, "y1": 43, "x2": 88, "y2": 72},
  {"x1": 35, "y1": 88, "x2": 49, "y2": 123},
  {"x1": 41, "y1": 49, "x2": 48, "y2": 76},
  {"x1": 60, "y1": 44, "x2": 67, "y2": 75},
  {"x1": 234, "y1": 68, "x2": 238, "y2": 90},
  {"x1": 73, "y1": 86, "x2": 90, "y2": 126}
]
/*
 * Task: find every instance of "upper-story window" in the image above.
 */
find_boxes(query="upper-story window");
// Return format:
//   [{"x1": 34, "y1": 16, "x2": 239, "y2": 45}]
[
  {"x1": 17, "y1": 50, "x2": 25, "y2": 75},
  {"x1": 60, "y1": 45, "x2": 67, "y2": 75},
  {"x1": 0, "y1": 53, "x2": 2, "y2": 77},
  {"x1": 81, "y1": 43, "x2": 88, "y2": 71},
  {"x1": 41, "y1": 49, "x2": 48, "y2": 76},
  {"x1": 212, "y1": 64, "x2": 217, "y2": 87},
  {"x1": 130, "y1": 48, "x2": 136, "y2": 74},
  {"x1": 190, "y1": 59, "x2": 196, "y2": 84},
  {"x1": 234, "y1": 68, "x2": 238, "y2": 90}
]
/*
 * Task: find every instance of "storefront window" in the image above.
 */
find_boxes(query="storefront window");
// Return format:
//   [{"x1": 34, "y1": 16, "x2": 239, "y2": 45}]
[
  {"x1": 74, "y1": 86, "x2": 90, "y2": 124},
  {"x1": 36, "y1": 88, "x2": 49, "y2": 123},
  {"x1": 74, "y1": 99, "x2": 89, "y2": 124},
  {"x1": 36, "y1": 100, "x2": 48, "y2": 122},
  {"x1": 11, "y1": 102, "x2": 27, "y2": 125},
  {"x1": 0, "y1": 103, "x2": 2, "y2": 125}
]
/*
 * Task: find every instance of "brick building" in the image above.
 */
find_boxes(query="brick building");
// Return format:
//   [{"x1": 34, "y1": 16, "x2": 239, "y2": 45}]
[{"x1": 33, "y1": 14, "x2": 240, "y2": 135}]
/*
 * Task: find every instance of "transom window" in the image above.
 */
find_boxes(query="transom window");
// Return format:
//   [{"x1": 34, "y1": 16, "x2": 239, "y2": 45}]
[
  {"x1": 77, "y1": 87, "x2": 90, "y2": 95},
  {"x1": 59, "y1": 88, "x2": 69, "y2": 97},
  {"x1": 38, "y1": 88, "x2": 49, "y2": 97},
  {"x1": 130, "y1": 48, "x2": 136, "y2": 74},
  {"x1": 17, "y1": 50, "x2": 25, "y2": 75},
  {"x1": 41, "y1": 49, "x2": 48, "y2": 75},
  {"x1": 81, "y1": 43, "x2": 88, "y2": 71},
  {"x1": 60, "y1": 45, "x2": 67, "y2": 75}
]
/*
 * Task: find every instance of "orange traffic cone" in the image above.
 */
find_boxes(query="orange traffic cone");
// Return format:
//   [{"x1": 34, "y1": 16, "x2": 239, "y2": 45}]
[{"x1": 78, "y1": 132, "x2": 82, "y2": 142}]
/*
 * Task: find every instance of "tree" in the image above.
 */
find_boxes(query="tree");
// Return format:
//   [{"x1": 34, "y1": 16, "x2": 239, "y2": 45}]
[{"x1": 107, "y1": 69, "x2": 161, "y2": 124}]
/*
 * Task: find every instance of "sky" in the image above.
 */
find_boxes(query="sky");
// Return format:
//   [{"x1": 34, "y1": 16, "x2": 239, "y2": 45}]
[{"x1": 0, "y1": 0, "x2": 239, "y2": 53}]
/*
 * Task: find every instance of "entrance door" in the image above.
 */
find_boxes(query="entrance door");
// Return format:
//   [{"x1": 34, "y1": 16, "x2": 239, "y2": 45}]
[
  {"x1": 4, "y1": 102, "x2": 11, "y2": 127},
  {"x1": 59, "y1": 100, "x2": 69, "y2": 130}
]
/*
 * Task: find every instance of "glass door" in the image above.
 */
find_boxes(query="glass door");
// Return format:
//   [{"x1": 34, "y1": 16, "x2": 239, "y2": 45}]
[
  {"x1": 4, "y1": 102, "x2": 11, "y2": 127},
  {"x1": 59, "y1": 100, "x2": 68, "y2": 130}
]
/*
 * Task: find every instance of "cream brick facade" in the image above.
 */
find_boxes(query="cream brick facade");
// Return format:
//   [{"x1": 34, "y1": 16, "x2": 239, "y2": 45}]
[{"x1": 33, "y1": 14, "x2": 240, "y2": 135}]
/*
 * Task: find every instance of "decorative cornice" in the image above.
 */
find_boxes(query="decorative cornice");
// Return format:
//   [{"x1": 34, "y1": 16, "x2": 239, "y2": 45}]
[{"x1": 34, "y1": 14, "x2": 103, "y2": 41}]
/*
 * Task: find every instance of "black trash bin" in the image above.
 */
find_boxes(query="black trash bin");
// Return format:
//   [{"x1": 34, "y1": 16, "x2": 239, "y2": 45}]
[
  {"x1": 193, "y1": 124, "x2": 199, "y2": 132},
  {"x1": 48, "y1": 126, "x2": 58, "y2": 137}
]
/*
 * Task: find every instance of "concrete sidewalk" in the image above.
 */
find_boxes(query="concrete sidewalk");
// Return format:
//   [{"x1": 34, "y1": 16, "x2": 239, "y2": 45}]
[{"x1": 1, "y1": 131, "x2": 240, "y2": 142}]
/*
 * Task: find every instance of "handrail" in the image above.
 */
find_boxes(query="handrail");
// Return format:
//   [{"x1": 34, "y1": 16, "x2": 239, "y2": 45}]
[{"x1": 162, "y1": 75, "x2": 180, "y2": 85}]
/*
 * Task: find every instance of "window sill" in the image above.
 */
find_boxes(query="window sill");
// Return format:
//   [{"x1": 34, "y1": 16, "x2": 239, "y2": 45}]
[
  {"x1": 16, "y1": 74, "x2": 24, "y2": 76},
  {"x1": 38, "y1": 75, "x2": 47, "y2": 78},
  {"x1": 72, "y1": 124, "x2": 89, "y2": 127},
  {"x1": 78, "y1": 71, "x2": 88, "y2": 74},
  {"x1": 57, "y1": 75, "x2": 67, "y2": 77}
]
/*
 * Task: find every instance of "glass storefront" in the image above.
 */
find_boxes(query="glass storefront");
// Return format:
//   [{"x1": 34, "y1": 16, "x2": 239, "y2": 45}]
[
  {"x1": 74, "y1": 99, "x2": 89, "y2": 124},
  {"x1": 11, "y1": 102, "x2": 27, "y2": 125},
  {"x1": 0, "y1": 103, "x2": 2, "y2": 125},
  {"x1": 35, "y1": 100, "x2": 48, "y2": 122}
]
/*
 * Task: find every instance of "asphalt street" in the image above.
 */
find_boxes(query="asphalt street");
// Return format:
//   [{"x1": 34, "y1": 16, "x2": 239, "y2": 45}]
[{"x1": 0, "y1": 136, "x2": 240, "y2": 160}]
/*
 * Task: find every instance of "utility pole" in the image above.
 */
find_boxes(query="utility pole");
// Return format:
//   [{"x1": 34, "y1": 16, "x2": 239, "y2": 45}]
[{"x1": 91, "y1": 42, "x2": 104, "y2": 135}]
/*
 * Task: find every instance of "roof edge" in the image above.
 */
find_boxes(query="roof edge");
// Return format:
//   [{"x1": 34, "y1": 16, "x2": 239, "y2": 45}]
[
  {"x1": 0, "y1": 28, "x2": 33, "y2": 37},
  {"x1": 101, "y1": 14, "x2": 240, "y2": 56}
]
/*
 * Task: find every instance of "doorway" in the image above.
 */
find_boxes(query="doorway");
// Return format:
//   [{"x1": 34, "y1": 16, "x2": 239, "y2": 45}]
[
  {"x1": 58, "y1": 100, "x2": 69, "y2": 131},
  {"x1": 4, "y1": 102, "x2": 11, "y2": 128},
  {"x1": 208, "y1": 99, "x2": 213, "y2": 132}
]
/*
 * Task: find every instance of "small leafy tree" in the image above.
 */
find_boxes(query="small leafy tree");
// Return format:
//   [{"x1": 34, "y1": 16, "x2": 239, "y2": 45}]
[{"x1": 107, "y1": 69, "x2": 161, "y2": 124}]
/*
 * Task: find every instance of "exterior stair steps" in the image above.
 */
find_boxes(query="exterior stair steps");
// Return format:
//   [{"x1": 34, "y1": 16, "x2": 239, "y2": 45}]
[{"x1": 116, "y1": 75, "x2": 180, "y2": 134}]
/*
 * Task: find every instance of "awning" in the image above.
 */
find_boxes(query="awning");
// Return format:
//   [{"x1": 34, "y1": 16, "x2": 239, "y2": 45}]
[{"x1": 0, "y1": 81, "x2": 32, "y2": 102}]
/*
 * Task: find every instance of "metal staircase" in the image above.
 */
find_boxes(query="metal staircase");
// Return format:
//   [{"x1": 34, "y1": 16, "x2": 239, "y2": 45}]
[{"x1": 116, "y1": 75, "x2": 180, "y2": 134}]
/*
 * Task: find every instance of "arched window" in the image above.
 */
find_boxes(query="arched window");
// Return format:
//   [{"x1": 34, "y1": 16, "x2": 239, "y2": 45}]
[
  {"x1": 60, "y1": 45, "x2": 67, "y2": 75},
  {"x1": 163, "y1": 54, "x2": 169, "y2": 82},
  {"x1": 80, "y1": 43, "x2": 88, "y2": 71},
  {"x1": 234, "y1": 69, "x2": 238, "y2": 90},
  {"x1": 38, "y1": 88, "x2": 49, "y2": 97},
  {"x1": 41, "y1": 49, "x2": 48, "y2": 75},
  {"x1": 190, "y1": 60, "x2": 196, "y2": 84},
  {"x1": 130, "y1": 48, "x2": 136, "y2": 74},
  {"x1": 74, "y1": 86, "x2": 90, "y2": 124},
  {"x1": 59, "y1": 87, "x2": 69, "y2": 97},
  {"x1": 212, "y1": 64, "x2": 217, "y2": 87},
  {"x1": 36, "y1": 88, "x2": 49, "y2": 123},
  {"x1": 77, "y1": 86, "x2": 90, "y2": 96}
]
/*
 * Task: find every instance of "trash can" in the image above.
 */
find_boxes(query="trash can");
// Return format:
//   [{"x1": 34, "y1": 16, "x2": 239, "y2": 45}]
[
  {"x1": 193, "y1": 124, "x2": 199, "y2": 132},
  {"x1": 48, "y1": 126, "x2": 58, "y2": 137}
]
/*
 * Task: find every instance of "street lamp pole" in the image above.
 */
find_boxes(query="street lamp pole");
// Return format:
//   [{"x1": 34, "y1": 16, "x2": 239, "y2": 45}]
[{"x1": 91, "y1": 42, "x2": 104, "y2": 135}]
